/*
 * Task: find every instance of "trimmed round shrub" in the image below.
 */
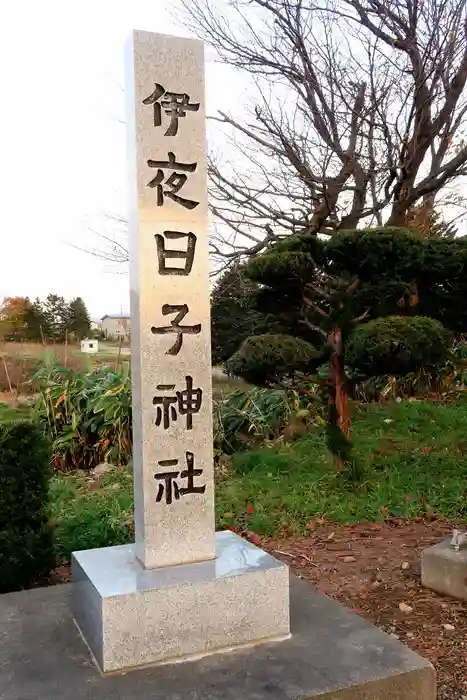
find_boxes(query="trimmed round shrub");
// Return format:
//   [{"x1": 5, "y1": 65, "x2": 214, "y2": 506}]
[
  {"x1": 345, "y1": 316, "x2": 451, "y2": 378},
  {"x1": 0, "y1": 421, "x2": 55, "y2": 593},
  {"x1": 246, "y1": 233, "x2": 324, "y2": 287},
  {"x1": 326, "y1": 227, "x2": 424, "y2": 277},
  {"x1": 226, "y1": 333, "x2": 318, "y2": 385}
]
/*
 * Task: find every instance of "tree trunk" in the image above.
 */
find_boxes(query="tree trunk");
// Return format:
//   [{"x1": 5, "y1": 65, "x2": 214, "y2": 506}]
[
  {"x1": 330, "y1": 328, "x2": 350, "y2": 440},
  {"x1": 385, "y1": 201, "x2": 411, "y2": 227},
  {"x1": 327, "y1": 328, "x2": 351, "y2": 470}
]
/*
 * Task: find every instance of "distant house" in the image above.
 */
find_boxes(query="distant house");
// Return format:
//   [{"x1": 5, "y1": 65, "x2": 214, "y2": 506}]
[
  {"x1": 101, "y1": 314, "x2": 131, "y2": 340},
  {"x1": 80, "y1": 338, "x2": 99, "y2": 354}
]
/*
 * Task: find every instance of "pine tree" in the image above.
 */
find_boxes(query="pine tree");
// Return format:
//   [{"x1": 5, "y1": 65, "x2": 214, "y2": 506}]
[
  {"x1": 67, "y1": 297, "x2": 91, "y2": 341},
  {"x1": 227, "y1": 227, "x2": 457, "y2": 474},
  {"x1": 211, "y1": 264, "x2": 269, "y2": 365},
  {"x1": 24, "y1": 298, "x2": 47, "y2": 341},
  {"x1": 42, "y1": 294, "x2": 69, "y2": 342}
]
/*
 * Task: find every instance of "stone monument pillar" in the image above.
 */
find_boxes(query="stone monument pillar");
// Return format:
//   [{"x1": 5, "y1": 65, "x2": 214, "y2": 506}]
[
  {"x1": 71, "y1": 29, "x2": 290, "y2": 674},
  {"x1": 128, "y1": 30, "x2": 215, "y2": 572}
]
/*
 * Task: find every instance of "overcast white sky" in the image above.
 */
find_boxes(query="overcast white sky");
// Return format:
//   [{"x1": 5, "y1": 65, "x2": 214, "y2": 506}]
[{"x1": 0, "y1": 0, "x2": 233, "y2": 319}]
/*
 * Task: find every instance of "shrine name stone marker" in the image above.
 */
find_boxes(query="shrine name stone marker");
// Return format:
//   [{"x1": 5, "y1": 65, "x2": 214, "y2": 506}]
[
  {"x1": 129, "y1": 30, "x2": 214, "y2": 571},
  {"x1": 71, "y1": 29, "x2": 290, "y2": 674}
]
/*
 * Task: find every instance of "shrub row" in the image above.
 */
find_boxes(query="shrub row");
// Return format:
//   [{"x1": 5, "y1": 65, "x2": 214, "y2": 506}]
[{"x1": 0, "y1": 421, "x2": 54, "y2": 593}]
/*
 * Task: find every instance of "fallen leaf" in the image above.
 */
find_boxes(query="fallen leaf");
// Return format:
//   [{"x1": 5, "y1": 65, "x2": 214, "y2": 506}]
[
  {"x1": 248, "y1": 532, "x2": 262, "y2": 546},
  {"x1": 399, "y1": 602, "x2": 413, "y2": 613},
  {"x1": 343, "y1": 555, "x2": 357, "y2": 563}
]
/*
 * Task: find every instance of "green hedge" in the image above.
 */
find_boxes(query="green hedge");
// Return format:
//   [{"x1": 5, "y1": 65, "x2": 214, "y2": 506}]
[
  {"x1": 0, "y1": 422, "x2": 55, "y2": 593},
  {"x1": 346, "y1": 316, "x2": 451, "y2": 378},
  {"x1": 226, "y1": 333, "x2": 318, "y2": 385}
]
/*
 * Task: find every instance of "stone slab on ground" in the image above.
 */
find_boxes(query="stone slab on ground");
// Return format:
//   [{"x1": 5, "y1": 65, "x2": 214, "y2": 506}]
[
  {"x1": 0, "y1": 576, "x2": 435, "y2": 700},
  {"x1": 421, "y1": 537, "x2": 467, "y2": 601}
]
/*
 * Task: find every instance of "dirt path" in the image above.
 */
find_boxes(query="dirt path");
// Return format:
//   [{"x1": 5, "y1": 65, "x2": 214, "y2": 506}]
[{"x1": 266, "y1": 518, "x2": 467, "y2": 700}]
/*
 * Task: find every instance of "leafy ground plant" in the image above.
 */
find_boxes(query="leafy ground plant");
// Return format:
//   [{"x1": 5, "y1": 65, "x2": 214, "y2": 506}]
[
  {"x1": 33, "y1": 357, "x2": 132, "y2": 470},
  {"x1": 214, "y1": 386, "x2": 320, "y2": 453}
]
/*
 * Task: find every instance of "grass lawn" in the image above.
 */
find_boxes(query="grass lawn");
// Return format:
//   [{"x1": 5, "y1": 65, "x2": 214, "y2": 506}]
[
  {"x1": 218, "y1": 398, "x2": 467, "y2": 535},
  {"x1": 51, "y1": 467, "x2": 134, "y2": 562},
  {"x1": 51, "y1": 398, "x2": 467, "y2": 562}
]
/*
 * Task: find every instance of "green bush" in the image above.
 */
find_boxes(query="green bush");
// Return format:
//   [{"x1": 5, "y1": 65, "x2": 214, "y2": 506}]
[
  {"x1": 346, "y1": 316, "x2": 451, "y2": 378},
  {"x1": 226, "y1": 333, "x2": 318, "y2": 385},
  {"x1": 210, "y1": 264, "x2": 267, "y2": 365},
  {"x1": 0, "y1": 421, "x2": 55, "y2": 593}
]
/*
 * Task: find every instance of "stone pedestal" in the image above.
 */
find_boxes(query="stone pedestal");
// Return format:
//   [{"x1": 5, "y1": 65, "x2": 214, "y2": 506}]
[
  {"x1": 421, "y1": 537, "x2": 467, "y2": 600},
  {"x1": 72, "y1": 531, "x2": 289, "y2": 673}
]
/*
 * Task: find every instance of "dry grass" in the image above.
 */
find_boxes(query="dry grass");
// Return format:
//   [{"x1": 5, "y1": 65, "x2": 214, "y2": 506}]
[
  {"x1": 0, "y1": 342, "x2": 84, "y2": 394},
  {"x1": 0, "y1": 391, "x2": 26, "y2": 407},
  {"x1": 0, "y1": 341, "x2": 124, "y2": 394},
  {"x1": 0, "y1": 342, "x2": 240, "y2": 398}
]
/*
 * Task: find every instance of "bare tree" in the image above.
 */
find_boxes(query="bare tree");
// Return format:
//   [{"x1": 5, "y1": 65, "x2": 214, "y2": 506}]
[
  {"x1": 68, "y1": 213, "x2": 130, "y2": 270},
  {"x1": 179, "y1": 0, "x2": 467, "y2": 261}
]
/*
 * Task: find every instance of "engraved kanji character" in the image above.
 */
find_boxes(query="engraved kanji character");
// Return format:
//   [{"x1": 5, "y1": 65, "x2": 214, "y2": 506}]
[
  {"x1": 154, "y1": 452, "x2": 205, "y2": 504},
  {"x1": 151, "y1": 304, "x2": 201, "y2": 355},
  {"x1": 153, "y1": 376, "x2": 202, "y2": 430},
  {"x1": 155, "y1": 231, "x2": 196, "y2": 276},
  {"x1": 147, "y1": 152, "x2": 198, "y2": 209},
  {"x1": 143, "y1": 83, "x2": 200, "y2": 136}
]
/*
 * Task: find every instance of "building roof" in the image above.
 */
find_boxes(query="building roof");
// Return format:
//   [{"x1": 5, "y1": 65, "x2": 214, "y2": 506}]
[{"x1": 101, "y1": 314, "x2": 130, "y2": 321}]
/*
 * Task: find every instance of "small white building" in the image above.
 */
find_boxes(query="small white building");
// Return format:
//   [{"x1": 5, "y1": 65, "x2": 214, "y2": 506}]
[{"x1": 80, "y1": 338, "x2": 99, "y2": 354}]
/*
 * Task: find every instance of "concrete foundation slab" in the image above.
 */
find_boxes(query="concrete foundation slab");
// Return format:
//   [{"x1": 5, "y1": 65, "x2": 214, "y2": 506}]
[
  {"x1": 421, "y1": 537, "x2": 467, "y2": 600},
  {"x1": 72, "y1": 531, "x2": 290, "y2": 672},
  {"x1": 0, "y1": 576, "x2": 435, "y2": 700}
]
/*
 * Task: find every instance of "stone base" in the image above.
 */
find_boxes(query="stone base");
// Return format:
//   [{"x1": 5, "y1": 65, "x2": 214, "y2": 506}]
[
  {"x1": 421, "y1": 537, "x2": 467, "y2": 600},
  {"x1": 0, "y1": 577, "x2": 435, "y2": 700},
  {"x1": 72, "y1": 531, "x2": 290, "y2": 673}
]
